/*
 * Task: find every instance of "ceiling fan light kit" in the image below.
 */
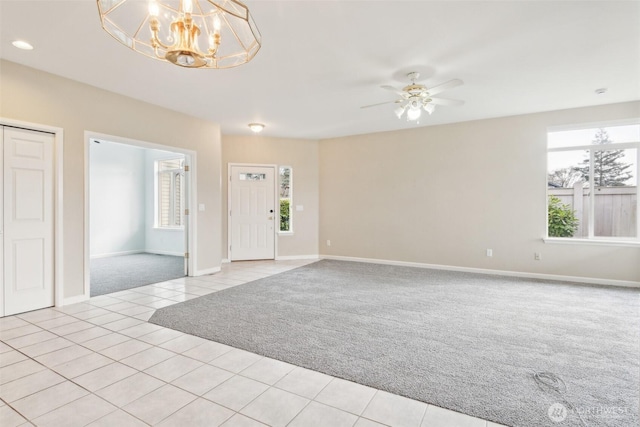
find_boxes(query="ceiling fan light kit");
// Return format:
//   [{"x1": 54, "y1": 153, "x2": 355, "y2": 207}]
[
  {"x1": 97, "y1": 0, "x2": 261, "y2": 69},
  {"x1": 363, "y1": 72, "x2": 464, "y2": 123}
]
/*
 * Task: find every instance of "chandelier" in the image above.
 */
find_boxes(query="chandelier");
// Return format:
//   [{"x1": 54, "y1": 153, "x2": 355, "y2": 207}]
[{"x1": 97, "y1": 0, "x2": 261, "y2": 69}]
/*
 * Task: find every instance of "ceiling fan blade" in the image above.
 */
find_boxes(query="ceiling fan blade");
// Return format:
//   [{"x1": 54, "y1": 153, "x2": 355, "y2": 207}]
[
  {"x1": 360, "y1": 100, "x2": 399, "y2": 109},
  {"x1": 381, "y1": 85, "x2": 406, "y2": 96},
  {"x1": 428, "y1": 97, "x2": 465, "y2": 106},
  {"x1": 427, "y1": 79, "x2": 464, "y2": 96}
]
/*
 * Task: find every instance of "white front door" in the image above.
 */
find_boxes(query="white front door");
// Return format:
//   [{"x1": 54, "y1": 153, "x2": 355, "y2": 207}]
[
  {"x1": 230, "y1": 165, "x2": 276, "y2": 261},
  {"x1": 3, "y1": 127, "x2": 54, "y2": 316}
]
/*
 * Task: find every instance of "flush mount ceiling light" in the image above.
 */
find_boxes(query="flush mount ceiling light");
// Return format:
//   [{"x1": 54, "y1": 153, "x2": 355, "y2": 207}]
[
  {"x1": 362, "y1": 72, "x2": 464, "y2": 123},
  {"x1": 248, "y1": 123, "x2": 265, "y2": 133},
  {"x1": 12, "y1": 40, "x2": 34, "y2": 50},
  {"x1": 97, "y1": 0, "x2": 261, "y2": 69}
]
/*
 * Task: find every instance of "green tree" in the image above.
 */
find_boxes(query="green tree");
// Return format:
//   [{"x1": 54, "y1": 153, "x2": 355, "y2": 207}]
[
  {"x1": 548, "y1": 195, "x2": 579, "y2": 237},
  {"x1": 280, "y1": 168, "x2": 290, "y2": 198},
  {"x1": 576, "y1": 129, "x2": 632, "y2": 186},
  {"x1": 280, "y1": 199, "x2": 290, "y2": 231},
  {"x1": 547, "y1": 167, "x2": 583, "y2": 188}
]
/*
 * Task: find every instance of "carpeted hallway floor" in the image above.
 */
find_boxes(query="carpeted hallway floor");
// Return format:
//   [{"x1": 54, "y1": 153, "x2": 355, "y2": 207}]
[{"x1": 91, "y1": 253, "x2": 185, "y2": 297}]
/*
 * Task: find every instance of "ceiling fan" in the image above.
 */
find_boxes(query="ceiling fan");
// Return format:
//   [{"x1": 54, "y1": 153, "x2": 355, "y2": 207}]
[{"x1": 362, "y1": 72, "x2": 464, "y2": 122}]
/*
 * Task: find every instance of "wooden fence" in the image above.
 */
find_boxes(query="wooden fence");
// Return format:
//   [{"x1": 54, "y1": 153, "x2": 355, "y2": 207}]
[{"x1": 549, "y1": 185, "x2": 637, "y2": 238}]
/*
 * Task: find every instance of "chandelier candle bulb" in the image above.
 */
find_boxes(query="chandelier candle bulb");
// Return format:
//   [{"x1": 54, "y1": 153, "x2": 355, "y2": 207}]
[
  {"x1": 210, "y1": 15, "x2": 221, "y2": 51},
  {"x1": 183, "y1": 0, "x2": 193, "y2": 15},
  {"x1": 149, "y1": 1, "x2": 159, "y2": 17}
]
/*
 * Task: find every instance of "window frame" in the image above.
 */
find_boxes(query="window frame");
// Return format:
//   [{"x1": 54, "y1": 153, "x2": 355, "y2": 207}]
[
  {"x1": 155, "y1": 157, "x2": 185, "y2": 230},
  {"x1": 545, "y1": 120, "x2": 640, "y2": 246},
  {"x1": 278, "y1": 165, "x2": 293, "y2": 235}
]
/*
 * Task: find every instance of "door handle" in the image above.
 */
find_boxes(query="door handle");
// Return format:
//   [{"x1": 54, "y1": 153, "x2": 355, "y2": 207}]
[{"x1": 268, "y1": 216, "x2": 273, "y2": 220}]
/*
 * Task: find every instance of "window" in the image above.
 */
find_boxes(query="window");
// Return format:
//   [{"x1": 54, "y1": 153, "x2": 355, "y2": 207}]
[
  {"x1": 279, "y1": 166, "x2": 292, "y2": 232},
  {"x1": 156, "y1": 158, "x2": 185, "y2": 228},
  {"x1": 547, "y1": 123, "x2": 639, "y2": 241},
  {"x1": 239, "y1": 173, "x2": 266, "y2": 181}
]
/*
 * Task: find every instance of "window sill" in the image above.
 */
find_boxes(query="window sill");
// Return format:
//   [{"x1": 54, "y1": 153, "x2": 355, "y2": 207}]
[
  {"x1": 543, "y1": 237, "x2": 640, "y2": 248},
  {"x1": 153, "y1": 227, "x2": 185, "y2": 232},
  {"x1": 278, "y1": 231, "x2": 294, "y2": 236}
]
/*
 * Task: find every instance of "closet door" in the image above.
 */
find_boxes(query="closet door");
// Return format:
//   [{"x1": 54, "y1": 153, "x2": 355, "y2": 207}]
[{"x1": 3, "y1": 127, "x2": 54, "y2": 316}]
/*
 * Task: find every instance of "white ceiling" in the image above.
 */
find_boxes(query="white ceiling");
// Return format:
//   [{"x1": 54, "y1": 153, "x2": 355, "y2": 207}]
[{"x1": 1, "y1": 1, "x2": 639, "y2": 139}]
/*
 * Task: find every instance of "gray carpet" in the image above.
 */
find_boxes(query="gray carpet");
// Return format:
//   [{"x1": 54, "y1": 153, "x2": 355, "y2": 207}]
[
  {"x1": 149, "y1": 260, "x2": 639, "y2": 427},
  {"x1": 91, "y1": 253, "x2": 185, "y2": 297}
]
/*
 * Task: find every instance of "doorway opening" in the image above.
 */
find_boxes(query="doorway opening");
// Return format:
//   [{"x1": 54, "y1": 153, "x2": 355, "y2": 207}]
[{"x1": 86, "y1": 133, "x2": 195, "y2": 297}]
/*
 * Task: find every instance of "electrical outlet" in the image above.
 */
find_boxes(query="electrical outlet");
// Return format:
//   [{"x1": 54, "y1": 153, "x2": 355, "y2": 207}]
[
  {"x1": 535, "y1": 252, "x2": 541, "y2": 261},
  {"x1": 326, "y1": 240, "x2": 331, "y2": 247},
  {"x1": 486, "y1": 249, "x2": 493, "y2": 257}
]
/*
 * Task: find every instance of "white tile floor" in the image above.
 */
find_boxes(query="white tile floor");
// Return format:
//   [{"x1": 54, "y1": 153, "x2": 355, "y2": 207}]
[{"x1": 0, "y1": 260, "x2": 507, "y2": 427}]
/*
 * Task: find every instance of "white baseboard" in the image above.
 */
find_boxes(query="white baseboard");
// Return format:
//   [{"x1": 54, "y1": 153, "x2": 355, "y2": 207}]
[
  {"x1": 223, "y1": 255, "x2": 319, "y2": 262},
  {"x1": 320, "y1": 255, "x2": 640, "y2": 288},
  {"x1": 276, "y1": 254, "x2": 320, "y2": 261},
  {"x1": 194, "y1": 266, "x2": 221, "y2": 276},
  {"x1": 91, "y1": 250, "x2": 184, "y2": 259},
  {"x1": 145, "y1": 250, "x2": 184, "y2": 257},
  {"x1": 90, "y1": 250, "x2": 143, "y2": 259},
  {"x1": 62, "y1": 294, "x2": 90, "y2": 306}
]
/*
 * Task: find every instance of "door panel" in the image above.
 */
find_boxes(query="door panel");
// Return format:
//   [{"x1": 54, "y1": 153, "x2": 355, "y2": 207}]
[
  {"x1": 13, "y1": 238, "x2": 45, "y2": 291},
  {"x1": 230, "y1": 166, "x2": 275, "y2": 261},
  {"x1": 15, "y1": 169, "x2": 45, "y2": 220},
  {"x1": 3, "y1": 127, "x2": 54, "y2": 316}
]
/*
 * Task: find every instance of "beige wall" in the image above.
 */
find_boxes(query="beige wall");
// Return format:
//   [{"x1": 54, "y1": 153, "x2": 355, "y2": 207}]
[
  {"x1": 319, "y1": 101, "x2": 640, "y2": 283},
  {"x1": 0, "y1": 60, "x2": 223, "y2": 299},
  {"x1": 2, "y1": 58, "x2": 636, "y2": 294},
  {"x1": 222, "y1": 135, "x2": 319, "y2": 259}
]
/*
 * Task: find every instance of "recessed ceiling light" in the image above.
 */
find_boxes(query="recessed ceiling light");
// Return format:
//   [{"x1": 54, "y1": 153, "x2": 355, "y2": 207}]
[
  {"x1": 595, "y1": 88, "x2": 607, "y2": 95},
  {"x1": 248, "y1": 123, "x2": 265, "y2": 133},
  {"x1": 12, "y1": 40, "x2": 34, "y2": 50}
]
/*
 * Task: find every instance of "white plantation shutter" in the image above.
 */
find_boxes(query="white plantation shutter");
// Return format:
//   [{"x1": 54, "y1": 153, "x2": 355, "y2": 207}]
[
  {"x1": 159, "y1": 172, "x2": 172, "y2": 227},
  {"x1": 157, "y1": 158, "x2": 185, "y2": 228},
  {"x1": 174, "y1": 172, "x2": 183, "y2": 226}
]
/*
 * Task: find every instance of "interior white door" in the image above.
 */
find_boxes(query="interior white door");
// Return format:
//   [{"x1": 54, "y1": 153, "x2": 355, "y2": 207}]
[
  {"x1": 3, "y1": 127, "x2": 54, "y2": 316},
  {"x1": 0, "y1": 129, "x2": 3, "y2": 316},
  {"x1": 230, "y1": 165, "x2": 275, "y2": 261}
]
